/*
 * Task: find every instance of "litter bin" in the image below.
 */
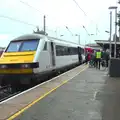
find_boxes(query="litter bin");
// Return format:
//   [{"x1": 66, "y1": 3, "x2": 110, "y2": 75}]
[{"x1": 109, "y1": 58, "x2": 120, "y2": 77}]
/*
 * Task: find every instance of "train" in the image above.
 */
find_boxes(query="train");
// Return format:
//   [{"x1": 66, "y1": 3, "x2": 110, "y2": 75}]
[
  {"x1": 0, "y1": 48, "x2": 5, "y2": 57},
  {"x1": 0, "y1": 33, "x2": 85, "y2": 90}
]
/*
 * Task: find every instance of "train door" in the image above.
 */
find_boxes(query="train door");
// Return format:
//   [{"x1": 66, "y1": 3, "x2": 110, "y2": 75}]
[
  {"x1": 78, "y1": 47, "x2": 82, "y2": 63},
  {"x1": 50, "y1": 42, "x2": 55, "y2": 66}
]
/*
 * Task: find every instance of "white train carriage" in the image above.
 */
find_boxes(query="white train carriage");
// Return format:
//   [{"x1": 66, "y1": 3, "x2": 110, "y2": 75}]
[
  {"x1": 34, "y1": 35, "x2": 85, "y2": 74},
  {"x1": 0, "y1": 34, "x2": 85, "y2": 88}
]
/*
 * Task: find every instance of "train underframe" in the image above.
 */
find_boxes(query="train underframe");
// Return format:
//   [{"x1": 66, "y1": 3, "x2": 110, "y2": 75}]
[{"x1": 0, "y1": 62, "x2": 82, "y2": 92}]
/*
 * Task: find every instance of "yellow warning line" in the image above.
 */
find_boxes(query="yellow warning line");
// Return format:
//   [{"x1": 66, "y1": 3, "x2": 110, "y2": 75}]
[{"x1": 7, "y1": 66, "x2": 88, "y2": 120}]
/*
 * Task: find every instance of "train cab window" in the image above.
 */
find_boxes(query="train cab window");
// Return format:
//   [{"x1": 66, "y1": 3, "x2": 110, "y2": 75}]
[
  {"x1": 20, "y1": 40, "x2": 39, "y2": 51},
  {"x1": 6, "y1": 41, "x2": 22, "y2": 52},
  {"x1": 6, "y1": 39, "x2": 39, "y2": 52},
  {"x1": 43, "y1": 42, "x2": 47, "y2": 51}
]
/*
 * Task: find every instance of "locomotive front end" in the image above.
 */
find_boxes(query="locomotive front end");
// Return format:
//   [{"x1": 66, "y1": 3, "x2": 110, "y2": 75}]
[{"x1": 0, "y1": 34, "x2": 40, "y2": 88}]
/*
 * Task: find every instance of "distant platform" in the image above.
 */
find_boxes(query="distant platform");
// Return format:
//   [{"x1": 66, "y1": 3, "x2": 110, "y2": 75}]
[
  {"x1": 95, "y1": 40, "x2": 120, "y2": 48},
  {"x1": 85, "y1": 43, "x2": 102, "y2": 50}
]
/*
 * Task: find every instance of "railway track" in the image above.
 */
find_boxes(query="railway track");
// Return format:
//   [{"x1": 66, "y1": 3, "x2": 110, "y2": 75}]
[{"x1": 0, "y1": 85, "x2": 21, "y2": 102}]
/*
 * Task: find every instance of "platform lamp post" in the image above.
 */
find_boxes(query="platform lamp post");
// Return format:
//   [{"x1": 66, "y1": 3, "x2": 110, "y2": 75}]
[
  {"x1": 65, "y1": 26, "x2": 73, "y2": 36},
  {"x1": 105, "y1": 30, "x2": 111, "y2": 56},
  {"x1": 60, "y1": 35, "x2": 64, "y2": 37},
  {"x1": 109, "y1": 6, "x2": 118, "y2": 58},
  {"x1": 105, "y1": 30, "x2": 110, "y2": 33}
]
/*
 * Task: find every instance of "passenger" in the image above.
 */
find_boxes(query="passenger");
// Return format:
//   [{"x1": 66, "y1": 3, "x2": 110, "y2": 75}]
[
  {"x1": 101, "y1": 49, "x2": 110, "y2": 67},
  {"x1": 88, "y1": 52, "x2": 91, "y2": 61},
  {"x1": 85, "y1": 51, "x2": 88, "y2": 64},
  {"x1": 89, "y1": 52, "x2": 94, "y2": 67},
  {"x1": 91, "y1": 51, "x2": 96, "y2": 67},
  {"x1": 95, "y1": 50, "x2": 102, "y2": 69},
  {"x1": 93, "y1": 50, "x2": 97, "y2": 67},
  {"x1": 86, "y1": 51, "x2": 91, "y2": 64},
  {"x1": 105, "y1": 50, "x2": 110, "y2": 67}
]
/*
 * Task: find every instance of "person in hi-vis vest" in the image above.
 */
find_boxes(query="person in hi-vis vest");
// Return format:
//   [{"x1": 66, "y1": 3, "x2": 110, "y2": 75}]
[{"x1": 95, "y1": 50, "x2": 102, "y2": 69}]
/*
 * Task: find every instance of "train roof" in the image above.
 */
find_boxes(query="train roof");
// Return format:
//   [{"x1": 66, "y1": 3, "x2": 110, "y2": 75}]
[
  {"x1": 11, "y1": 34, "x2": 42, "y2": 41},
  {"x1": 47, "y1": 36, "x2": 84, "y2": 48},
  {"x1": 11, "y1": 33, "x2": 85, "y2": 48}
]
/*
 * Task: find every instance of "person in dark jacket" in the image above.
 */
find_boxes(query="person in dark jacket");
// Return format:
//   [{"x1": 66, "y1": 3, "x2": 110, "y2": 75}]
[
  {"x1": 85, "y1": 52, "x2": 88, "y2": 64},
  {"x1": 85, "y1": 51, "x2": 91, "y2": 64},
  {"x1": 102, "y1": 50, "x2": 110, "y2": 67}
]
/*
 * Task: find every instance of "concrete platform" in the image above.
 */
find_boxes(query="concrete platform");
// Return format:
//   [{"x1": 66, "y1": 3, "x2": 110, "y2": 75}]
[
  {"x1": 2, "y1": 64, "x2": 120, "y2": 120},
  {"x1": 12, "y1": 68, "x2": 109, "y2": 120}
]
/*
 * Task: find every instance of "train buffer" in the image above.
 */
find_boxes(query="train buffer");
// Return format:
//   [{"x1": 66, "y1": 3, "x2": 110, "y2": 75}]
[{"x1": 0, "y1": 64, "x2": 120, "y2": 120}]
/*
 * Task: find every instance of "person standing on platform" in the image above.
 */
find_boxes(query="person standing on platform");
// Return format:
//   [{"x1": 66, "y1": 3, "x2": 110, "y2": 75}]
[
  {"x1": 85, "y1": 51, "x2": 91, "y2": 64},
  {"x1": 85, "y1": 51, "x2": 88, "y2": 64},
  {"x1": 95, "y1": 50, "x2": 102, "y2": 69},
  {"x1": 101, "y1": 49, "x2": 110, "y2": 68},
  {"x1": 105, "y1": 49, "x2": 110, "y2": 67}
]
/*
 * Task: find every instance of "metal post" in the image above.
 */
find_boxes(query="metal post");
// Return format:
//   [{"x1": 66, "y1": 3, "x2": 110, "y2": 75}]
[
  {"x1": 110, "y1": 11, "x2": 112, "y2": 58},
  {"x1": 44, "y1": 15, "x2": 46, "y2": 35},
  {"x1": 114, "y1": 9, "x2": 117, "y2": 58},
  {"x1": 119, "y1": 11, "x2": 120, "y2": 42},
  {"x1": 119, "y1": 27, "x2": 120, "y2": 42}
]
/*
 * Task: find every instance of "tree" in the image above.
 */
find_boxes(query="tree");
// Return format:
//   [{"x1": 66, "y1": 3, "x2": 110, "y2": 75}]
[
  {"x1": 117, "y1": 1, "x2": 120, "y2": 31},
  {"x1": 116, "y1": 13, "x2": 120, "y2": 30},
  {"x1": 113, "y1": 33, "x2": 119, "y2": 41},
  {"x1": 118, "y1": 0, "x2": 120, "y2": 4}
]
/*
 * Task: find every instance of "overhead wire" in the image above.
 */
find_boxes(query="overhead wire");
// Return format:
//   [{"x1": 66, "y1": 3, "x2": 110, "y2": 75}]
[
  {"x1": 19, "y1": 0, "x2": 75, "y2": 36},
  {"x1": 0, "y1": 15, "x2": 37, "y2": 27},
  {"x1": 19, "y1": 0, "x2": 45, "y2": 16},
  {"x1": 72, "y1": 0, "x2": 100, "y2": 34},
  {"x1": 19, "y1": 0, "x2": 97, "y2": 36},
  {"x1": 72, "y1": 0, "x2": 87, "y2": 16},
  {"x1": 14, "y1": 0, "x2": 98, "y2": 36}
]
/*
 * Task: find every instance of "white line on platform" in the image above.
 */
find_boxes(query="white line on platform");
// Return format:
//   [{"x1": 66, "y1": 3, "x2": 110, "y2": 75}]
[
  {"x1": 91, "y1": 91, "x2": 98, "y2": 101},
  {"x1": 94, "y1": 91, "x2": 98, "y2": 100},
  {"x1": 0, "y1": 64, "x2": 86, "y2": 104}
]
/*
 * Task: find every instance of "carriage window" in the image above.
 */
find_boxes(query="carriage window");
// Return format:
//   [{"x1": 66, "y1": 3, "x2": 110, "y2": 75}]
[
  {"x1": 43, "y1": 42, "x2": 47, "y2": 51},
  {"x1": 56, "y1": 45, "x2": 78, "y2": 56}
]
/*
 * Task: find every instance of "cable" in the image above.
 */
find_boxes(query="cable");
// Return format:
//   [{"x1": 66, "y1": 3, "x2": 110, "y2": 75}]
[
  {"x1": 72, "y1": 0, "x2": 87, "y2": 16},
  {"x1": 19, "y1": 0, "x2": 75, "y2": 35},
  {"x1": 19, "y1": 0, "x2": 99, "y2": 36},
  {"x1": 19, "y1": 0, "x2": 45, "y2": 15},
  {"x1": 0, "y1": 15, "x2": 37, "y2": 27},
  {"x1": 83, "y1": 26, "x2": 90, "y2": 35},
  {"x1": 72, "y1": 0, "x2": 100, "y2": 33}
]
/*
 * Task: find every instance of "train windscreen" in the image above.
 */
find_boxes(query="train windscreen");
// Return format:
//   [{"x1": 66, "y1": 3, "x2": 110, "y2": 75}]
[{"x1": 6, "y1": 39, "x2": 39, "y2": 52}]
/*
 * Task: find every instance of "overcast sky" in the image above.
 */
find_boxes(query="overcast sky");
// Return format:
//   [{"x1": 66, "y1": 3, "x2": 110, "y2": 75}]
[{"x1": 0, "y1": 0, "x2": 119, "y2": 47}]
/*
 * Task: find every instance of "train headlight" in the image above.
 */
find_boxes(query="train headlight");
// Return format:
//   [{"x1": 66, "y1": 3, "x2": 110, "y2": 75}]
[{"x1": 21, "y1": 64, "x2": 30, "y2": 69}]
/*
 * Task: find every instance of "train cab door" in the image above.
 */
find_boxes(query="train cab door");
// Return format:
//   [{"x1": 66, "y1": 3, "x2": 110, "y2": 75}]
[
  {"x1": 50, "y1": 42, "x2": 55, "y2": 66},
  {"x1": 78, "y1": 47, "x2": 82, "y2": 63}
]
